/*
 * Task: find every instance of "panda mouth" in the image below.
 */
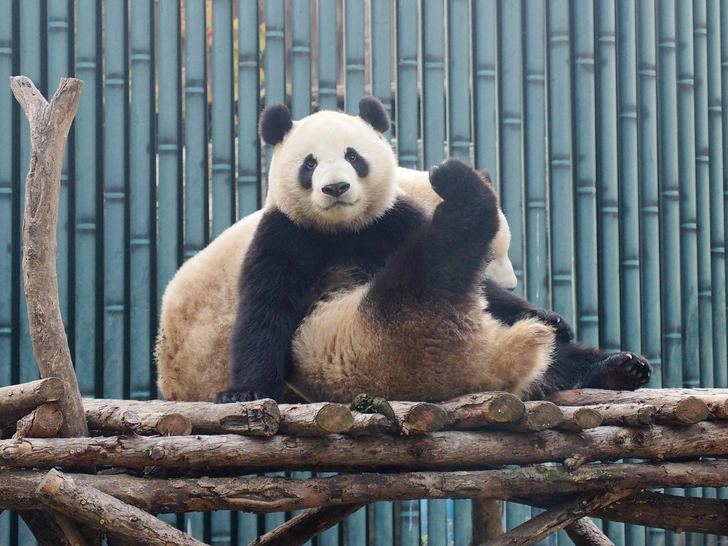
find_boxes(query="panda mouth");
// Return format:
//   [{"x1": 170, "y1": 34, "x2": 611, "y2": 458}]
[{"x1": 324, "y1": 200, "x2": 356, "y2": 209}]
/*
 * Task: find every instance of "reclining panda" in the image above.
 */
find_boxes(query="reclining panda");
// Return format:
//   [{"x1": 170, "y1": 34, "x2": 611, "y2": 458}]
[{"x1": 156, "y1": 97, "x2": 651, "y2": 404}]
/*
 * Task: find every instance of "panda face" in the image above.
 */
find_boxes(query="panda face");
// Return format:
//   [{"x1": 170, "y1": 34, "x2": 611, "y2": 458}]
[{"x1": 265, "y1": 109, "x2": 398, "y2": 233}]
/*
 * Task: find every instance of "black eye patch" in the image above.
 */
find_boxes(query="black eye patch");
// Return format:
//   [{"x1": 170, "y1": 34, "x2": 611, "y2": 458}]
[
  {"x1": 345, "y1": 147, "x2": 369, "y2": 178},
  {"x1": 298, "y1": 154, "x2": 317, "y2": 189}
]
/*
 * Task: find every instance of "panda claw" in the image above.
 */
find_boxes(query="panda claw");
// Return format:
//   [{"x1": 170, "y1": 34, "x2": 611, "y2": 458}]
[{"x1": 585, "y1": 352, "x2": 653, "y2": 391}]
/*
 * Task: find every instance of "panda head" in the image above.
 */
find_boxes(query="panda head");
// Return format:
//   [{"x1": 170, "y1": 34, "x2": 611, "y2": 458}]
[{"x1": 260, "y1": 97, "x2": 397, "y2": 232}]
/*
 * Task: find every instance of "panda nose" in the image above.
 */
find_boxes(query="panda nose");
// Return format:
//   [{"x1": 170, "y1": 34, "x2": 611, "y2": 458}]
[{"x1": 322, "y1": 182, "x2": 350, "y2": 198}]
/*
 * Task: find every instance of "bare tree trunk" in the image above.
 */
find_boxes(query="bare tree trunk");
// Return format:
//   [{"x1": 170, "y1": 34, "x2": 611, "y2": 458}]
[
  {"x1": 470, "y1": 499, "x2": 504, "y2": 544},
  {"x1": 251, "y1": 504, "x2": 364, "y2": 546},
  {"x1": 563, "y1": 518, "x2": 615, "y2": 546}
]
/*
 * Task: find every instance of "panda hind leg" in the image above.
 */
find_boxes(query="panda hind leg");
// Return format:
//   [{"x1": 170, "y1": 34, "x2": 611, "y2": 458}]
[{"x1": 583, "y1": 351, "x2": 652, "y2": 391}]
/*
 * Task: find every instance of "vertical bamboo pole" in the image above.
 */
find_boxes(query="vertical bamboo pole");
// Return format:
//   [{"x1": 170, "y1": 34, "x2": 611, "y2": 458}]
[
  {"x1": 446, "y1": 0, "x2": 471, "y2": 164},
  {"x1": 344, "y1": 0, "x2": 365, "y2": 114},
  {"x1": 675, "y1": 0, "x2": 700, "y2": 390},
  {"x1": 498, "y1": 2, "x2": 524, "y2": 296},
  {"x1": 547, "y1": 0, "x2": 575, "y2": 324},
  {"x1": 523, "y1": 0, "x2": 549, "y2": 311},
  {"x1": 471, "y1": 0, "x2": 497, "y2": 180},
  {"x1": 238, "y1": 0, "x2": 261, "y2": 216},
  {"x1": 102, "y1": 0, "x2": 129, "y2": 399},
  {"x1": 572, "y1": 0, "x2": 599, "y2": 346},
  {"x1": 617, "y1": 0, "x2": 642, "y2": 362},
  {"x1": 211, "y1": 0, "x2": 235, "y2": 237},
  {"x1": 291, "y1": 0, "x2": 312, "y2": 119},
  {"x1": 185, "y1": 0, "x2": 209, "y2": 255},
  {"x1": 422, "y1": 0, "x2": 446, "y2": 168},
  {"x1": 396, "y1": 0, "x2": 419, "y2": 168},
  {"x1": 318, "y1": 0, "x2": 339, "y2": 112},
  {"x1": 657, "y1": 0, "x2": 683, "y2": 389},
  {"x1": 595, "y1": 0, "x2": 621, "y2": 357},
  {"x1": 74, "y1": 0, "x2": 102, "y2": 398},
  {"x1": 46, "y1": 0, "x2": 72, "y2": 329},
  {"x1": 707, "y1": 0, "x2": 727, "y2": 392},
  {"x1": 157, "y1": 0, "x2": 183, "y2": 305},
  {"x1": 636, "y1": 0, "x2": 663, "y2": 389},
  {"x1": 129, "y1": 0, "x2": 155, "y2": 402},
  {"x1": 370, "y1": 0, "x2": 393, "y2": 139}
]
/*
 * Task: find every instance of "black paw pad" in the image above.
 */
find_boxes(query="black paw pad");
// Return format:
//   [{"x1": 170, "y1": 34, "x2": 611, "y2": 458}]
[
  {"x1": 590, "y1": 352, "x2": 653, "y2": 391},
  {"x1": 428, "y1": 158, "x2": 487, "y2": 203},
  {"x1": 214, "y1": 389, "x2": 270, "y2": 404}
]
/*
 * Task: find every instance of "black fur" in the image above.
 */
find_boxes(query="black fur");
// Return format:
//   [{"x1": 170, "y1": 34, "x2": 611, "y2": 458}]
[
  {"x1": 482, "y1": 279, "x2": 653, "y2": 399},
  {"x1": 259, "y1": 103, "x2": 293, "y2": 146},
  {"x1": 216, "y1": 197, "x2": 428, "y2": 403},
  {"x1": 298, "y1": 154, "x2": 316, "y2": 189},
  {"x1": 358, "y1": 96, "x2": 390, "y2": 133}
]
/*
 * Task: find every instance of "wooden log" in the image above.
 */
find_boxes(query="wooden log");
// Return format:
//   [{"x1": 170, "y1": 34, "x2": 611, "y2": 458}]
[
  {"x1": 278, "y1": 403, "x2": 354, "y2": 435},
  {"x1": 498, "y1": 401, "x2": 564, "y2": 432},
  {"x1": 251, "y1": 504, "x2": 364, "y2": 546},
  {"x1": 349, "y1": 412, "x2": 395, "y2": 435},
  {"x1": 556, "y1": 407, "x2": 603, "y2": 432},
  {"x1": 482, "y1": 491, "x2": 632, "y2": 546},
  {"x1": 563, "y1": 518, "x2": 615, "y2": 546},
  {"x1": 439, "y1": 392, "x2": 525, "y2": 429},
  {"x1": 10, "y1": 76, "x2": 88, "y2": 439},
  {"x1": 0, "y1": 378, "x2": 64, "y2": 424},
  {"x1": 551, "y1": 390, "x2": 709, "y2": 425},
  {"x1": 18, "y1": 510, "x2": 72, "y2": 546},
  {"x1": 390, "y1": 401, "x2": 448, "y2": 434},
  {"x1": 83, "y1": 398, "x2": 279, "y2": 436},
  {"x1": 35, "y1": 469, "x2": 206, "y2": 546},
  {"x1": 471, "y1": 499, "x2": 504, "y2": 543},
  {"x1": 580, "y1": 403, "x2": 656, "y2": 427},
  {"x1": 13, "y1": 403, "x2": 63, "y2": 439},
  {"x1": 4, "y1": 460, "x2": 728, "y2": 515},
  {"x1": 4, "y1": 422, "x2": 728, "y2": 471}
]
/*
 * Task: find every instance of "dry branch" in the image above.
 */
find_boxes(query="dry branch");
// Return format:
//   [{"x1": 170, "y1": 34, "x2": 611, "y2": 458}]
[
  {"x1": 278, "y1": 403, "x2": 353, "y2": 435},
  {"x1": 84, "y1": 398, "x2": 279, "y2": 436},
  {"x1": 4, "y1": 461, "x2": 728, "y2": 515},
  {"x1": 10, "y1": 76, "x2": 87, "y2": 439},
  {"x1": 14, "y1": 403, "x2": 63, "y2": 438},
  {"x1": 440, "y1": 392, "x2": 525, "y2": 429},
  {"x1": 3, "y1": 422, "x2": 728, "y2": 471},
  {"x1": 0, "y1": 378, "x2": 64, "y2": 424},
  {"x1": 484, "y1": 491, "x2": 633, "y2": 546},
  {"x1": 251, "y1": 504, "x2": 364, "y2": 546},
  {"x1": 35, "y1": 469, "x2": 206, "y2": 546}
]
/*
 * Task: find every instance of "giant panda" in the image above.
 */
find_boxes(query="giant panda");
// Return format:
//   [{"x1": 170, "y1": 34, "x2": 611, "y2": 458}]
[
  {"x1": 207, "y1": 97, "x2": 651, "y2": 404},
  {"x1": 155, "y1": 161, "x2": 518, "y2": 402}
]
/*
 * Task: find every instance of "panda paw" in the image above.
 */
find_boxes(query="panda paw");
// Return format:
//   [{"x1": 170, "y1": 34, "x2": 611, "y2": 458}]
[
  {"x1": 587, "y1": 352, "x2": 653, "y2": 391},
  {"x1": 214, "y1": 388, "x2": 271, "y2": 404},
  {"x1": 527, "y1": 309, "x2": 575, "y2": 344},
  {"x1": 429, "y1": 158, "x2": 491, "y2": 205}
]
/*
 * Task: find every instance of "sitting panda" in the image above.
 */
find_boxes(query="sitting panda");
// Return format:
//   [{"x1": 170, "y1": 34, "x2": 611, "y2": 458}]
[{"x1": 202, "y1": 97, "x2": 651, "y2": 404}]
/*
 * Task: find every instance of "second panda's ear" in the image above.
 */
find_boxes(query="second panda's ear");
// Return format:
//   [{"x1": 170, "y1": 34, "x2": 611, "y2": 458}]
[
  {"x1": 259, "y1": 104, "x2": 293, "y2": 146},
  {"x1": 358, "y1": 96, "x2": 390, "y2": 134}
]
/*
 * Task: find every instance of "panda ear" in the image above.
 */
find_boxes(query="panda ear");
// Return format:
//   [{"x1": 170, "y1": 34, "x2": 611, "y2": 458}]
[
  {"x1": 259, "y1": 104, "x2": 293, "y2": 146},
  {"x1": 358, "y1": 96, "x2": 390, "y2": 134}
]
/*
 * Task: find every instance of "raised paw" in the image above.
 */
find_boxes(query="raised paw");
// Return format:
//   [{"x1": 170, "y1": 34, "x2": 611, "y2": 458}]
[
  {"x1": 587, "y1": 352, "x2": 653, "y2": 391},
  {"x1": 428, "y1": 158, "x2": 493, "y2": 205},
  {"x1": 528, "y1": 309, "x2": 575, "y2": 344},
  {"x1": 214, "y1": 388, "x2": 271, "y2": 404}
]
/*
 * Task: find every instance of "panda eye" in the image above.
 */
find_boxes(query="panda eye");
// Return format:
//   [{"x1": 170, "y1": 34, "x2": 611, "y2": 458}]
[
  {"x1": 345, "y1": 150, "x2": 359, "y2": 163},
  {"x1": 305, "y1": 158, "x2": 317, "y2": 170}
]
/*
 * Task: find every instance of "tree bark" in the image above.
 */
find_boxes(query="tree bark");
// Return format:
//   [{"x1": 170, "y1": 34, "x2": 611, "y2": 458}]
[
  {"x1": 563, "y1": 518, "x2": 615, "y2": 546},
  {"x1": 556, "y1": 407, "x2": 602, "y2": 431},
  {"x1": 551, "y1": 388, "x2": 717, "y2": 416},
  {"x1": 251, "y1": 504, "x2": 364, "y2": 546},
  {"x1": 3, "y1": 461, "x2": 728, "y2": 516},
  {"x1": 0, "y1": 378, "x2": 64, "y2": 425},
  {"x1": 497, "y1": 401, "x2": 564, "y2": 432},
  {"x1": 278, "y1": 402, "x2": 354, "y2": 435},
  {"x1": 440, "y1": 392, "x2": 525, "y2": 429},
  {"x1": 3, "y1": 422, "x2": 728, "y2": 471},
  {"x1": 35, "y1": 469, "x2": 206, "y2": 546},
  {"x1": 578, "y1": 403, "x2": 656, "y2": 427},
  {"x1": 84, "y1": 398, "x2": 279, "y2": 436},
  {"x1": 481, "y1": 491, "x2": 632, "y2": 546},
  {"x1": 10, "y1": 76, "x2": 87, "y2": 439}
]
